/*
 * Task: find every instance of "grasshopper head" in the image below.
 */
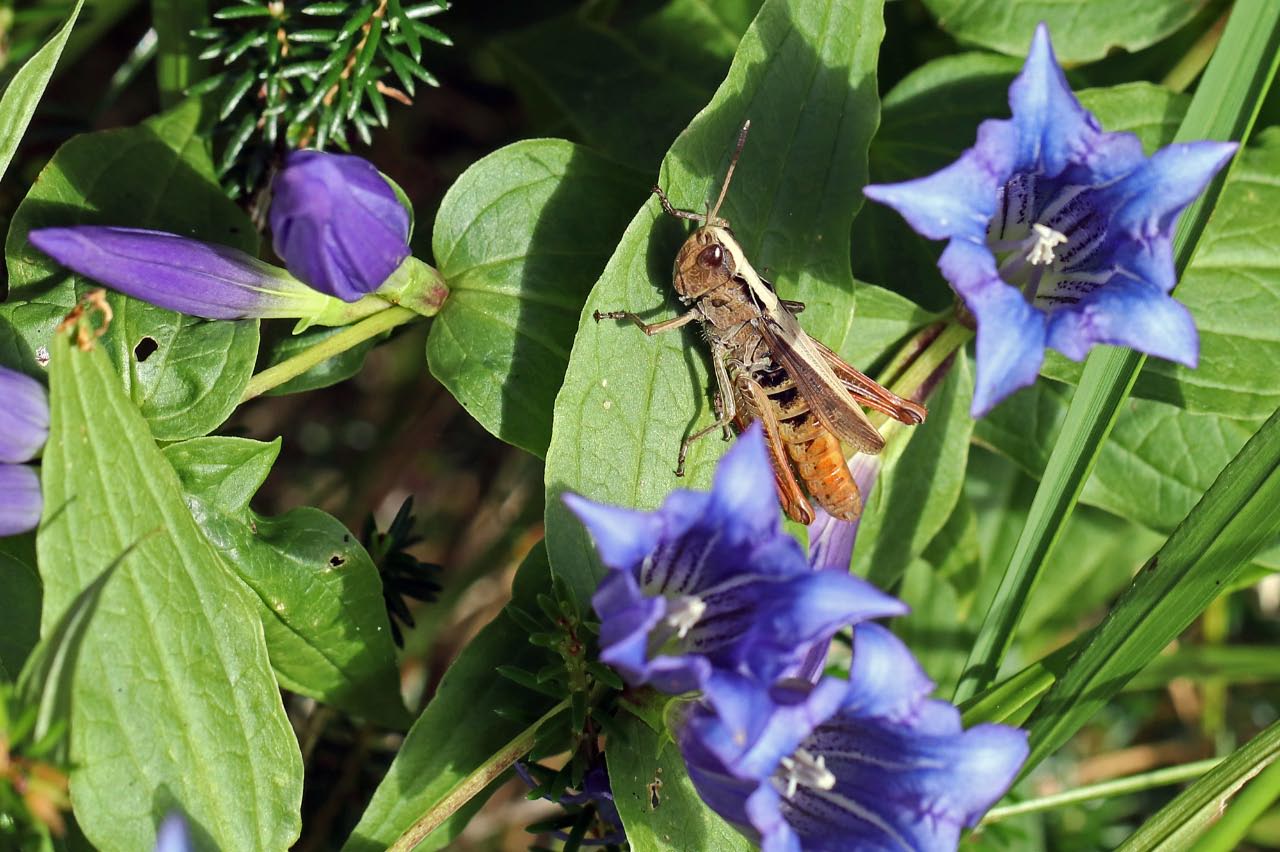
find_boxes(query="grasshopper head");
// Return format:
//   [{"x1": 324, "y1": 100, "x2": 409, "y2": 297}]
[{"x1": 672, "y1": 226, "x2": 737, "y2": 302}]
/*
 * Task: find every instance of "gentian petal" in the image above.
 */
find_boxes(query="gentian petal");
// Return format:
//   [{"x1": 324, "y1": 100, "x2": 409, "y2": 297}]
[
  {"x1": 842, "y1": 622, "x2": 934, "y2": 723},
  {"x1": 28, "y1": 227, "x2": 328, "y2": 320},
  {"x1": 1007, "y1": 23, "x2": 1101, "y2": 176},
  {"x1": 863, "y1": 118, "x2": 1016, "y2": 242},
  {"x1": 270, "y1": 150, "x2": 411, "y2": 302},
  {"x1": 0, "y1": 464, "x2": 42, "y2": 537},
  {"x1": 563, "y1": 493, "x2": 663, "y2": 570},
  {"x1": 0, "y1": 367, "x2": 48, "y2": 463},
  {"x1": 154, "y1": 813, "x2": 193, "y2": 852},
  {"x1": 1047, "y1": 275, "x2": 1198, "y2": 366},
  {"x1": 706, "y1": 423, "x2": 784, "y2": 540}
]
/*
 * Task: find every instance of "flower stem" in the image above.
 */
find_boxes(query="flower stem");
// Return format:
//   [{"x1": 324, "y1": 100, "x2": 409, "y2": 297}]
[
  {"x1": 981, "y1": 758, "x2": 1222, "y2": 824},
  {"x1": 240, "y1": 306, "x2": 419, "y2": 402},
  {"x1": 1162, "y1": 8, "x2": 1231, "y2": 94},
  {"x1": 387, "y1": 697, "x2": 571, "y2": 852},
  {"x1": 868, "y1": 319, "x2": 973, "y2": 437}
]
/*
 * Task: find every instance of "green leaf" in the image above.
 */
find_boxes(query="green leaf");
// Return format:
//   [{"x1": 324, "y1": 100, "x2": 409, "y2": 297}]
[
  {"x1": 491, "y1": 1, "x2": 756, "y2": 170},
  {"x1": 0, "y1": 0, "x2": 81, "y2": 184},
  {"x1": 0, "y1": 552, "x2": 41, "y2": 680},
  {"x1": 1044, "y1": 128, "x2": 1280, "y2": 418},
  {"x1": 342, "y1": 545, "x2": 557, "y2": 851},
  {"x1": 165, "y1": 437, "x2": 408, "y2": 729},
  {"x1": 1024, "y1": 406, "x2": 1280, "y2": 772},
  {"x1": 920, "y1": 0, "x2": 1211, "y2": 63},
  {"x1": 0, "y1": 97, "x2": 260, "y2": 440},
  {"x1": 1117, "y1": 718, "x2": 1280, "y2": 851},
  {"x1": 951, "y1": 2, "x2": 1279, "y2": 703},
  {"x1": 428, "y1": 140, "x2": 646, "y2": 458},
  {"x1": 545, "y1": 0, "x2": 901, "y2": 604},
  {"x1": 858, "y1": 351, "x2": 973, "y2": 588},
  {"x1": 37, "y1": 332, "x2": 302, "y2": 851},
  {"x1": 976, "y1": 381, "x2": 1259, "y2": 534},
  {"x1": 609, "y1": 714, "x2": 753, "y2": 852},
  {"x1": 14, "y1": 557, "x2": 117, "y2": 763}
]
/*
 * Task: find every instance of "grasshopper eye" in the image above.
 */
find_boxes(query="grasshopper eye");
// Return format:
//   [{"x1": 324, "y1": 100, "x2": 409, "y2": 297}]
[{"x1": 698, "y1": 244, "x2": 725, "y2": 268}]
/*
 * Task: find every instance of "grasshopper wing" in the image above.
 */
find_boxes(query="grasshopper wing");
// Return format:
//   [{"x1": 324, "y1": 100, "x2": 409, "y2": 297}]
[{"x1": 806, "y1": 337, "x2": 928, "y2": 426}]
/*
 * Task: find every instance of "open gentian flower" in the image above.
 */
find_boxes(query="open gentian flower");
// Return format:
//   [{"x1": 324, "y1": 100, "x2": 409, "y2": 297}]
[
  {"x1": 564, "y1": 424, "x2": 904, "y2": 694},
  {"x1": 864, "y1": 24, "x2": 1237, "y2": 416},
  {"x1": 270, "y1": 149, "x2": 412, "y2": 302},
  {"x1": 0, "y1": 366, "x2": 49, "y2": 464},
  {"x1": 27, "y1": 227, "x2": 348, "y2": 323},
  {"x1": 681, "y1": 623, "x2": 1028, "y2": 852}
]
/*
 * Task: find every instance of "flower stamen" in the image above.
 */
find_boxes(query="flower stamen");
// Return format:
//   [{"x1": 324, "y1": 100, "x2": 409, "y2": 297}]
[
  {"x1": 776, "y1": 748, "x2": 835, "y2": 799},
  {"x1": 664, "y1": 595, "x2": 707, "y2": 639},
  {"x1": 1026, "y1": 223, "x2": 1068, "y2": 266}
]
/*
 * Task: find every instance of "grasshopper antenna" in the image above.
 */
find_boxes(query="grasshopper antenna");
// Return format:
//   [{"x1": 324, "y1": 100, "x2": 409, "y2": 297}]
[{"x1": 706, "y1": 119, "x2": 750, "y2": 226}]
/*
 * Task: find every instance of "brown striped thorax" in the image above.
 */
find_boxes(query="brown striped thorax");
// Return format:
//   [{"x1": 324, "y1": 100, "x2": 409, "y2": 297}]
[{"x1": 594, "y1": 121, "x2": 926, "y2": 525}]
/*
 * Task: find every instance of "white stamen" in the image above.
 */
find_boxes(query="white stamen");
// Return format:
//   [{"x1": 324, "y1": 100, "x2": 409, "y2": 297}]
[
  {"x1": 777, "y1": 749, "x2": 835, "y2": 799},
  {"x1": 664, "y1": 595, "x2": 706, "y2": 639},
  {"x1": 1026, "y1": 223, "x2": 1068, "y2": 266}
]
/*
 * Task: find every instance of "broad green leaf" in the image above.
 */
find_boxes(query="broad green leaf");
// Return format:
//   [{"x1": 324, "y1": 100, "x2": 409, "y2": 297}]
[
  {"x1": 165, "y1": 437, "x2": 408, "y2": 729},
  {"x1": 545, "y1": 0, "x2": 901, "y2": 603},
  {"x1": 1, "y1": 97, "x2": 259, "y2": 440},
  {"x1": 1024, "y1": 406, "x2": 1280, "y2": 771},
  {"x1": 0, "y1": 552, "x2": 40, "y2": 679},
  {"x1": 920, "y1": 0, "x2": 1210, "y2": 63},
  {"x1": 1117, "y1": 719, "x2": 1280, "y2": 851},
  {"x1": 15, "y1": 558, "x2": 117, "y2": 762},
  {"x1": 0, "y1": 0, "x2": 81, "y2": 184},
  {"x1": 37, "y1": 332, "x2": 301, "y2": 852},
  {"x1": 858, "y1": 350, "x2": 973, "y2": 588},
  {"x1": 976, "y1": 381, "x2": 1259, "y2": 534},
  {"x1": 609, "y1": 715, "x2": 753, "y2": 852},
  {"x1": 952, "y1": 2, "x2": 1278, "y2": 703},
  {"x1": 428, "y1": 140, "x2": 646, "y2": 458},
  {"x1": 1044, "y1": 128, "x2": 1280, "y2": 418},
  {"x1": 492, "y1": 2, "x2": 757, "y2": 170},
  {"x1": 342, "y1": 545, "x2": 557, "y2": 852}
]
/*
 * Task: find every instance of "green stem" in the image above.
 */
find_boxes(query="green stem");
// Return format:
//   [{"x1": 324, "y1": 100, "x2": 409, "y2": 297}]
[
  {"x1": 871, "y1": 319, "x2": 973, "y2": 438},
  {"x1": 1195, "y1": 756, "x2": 1280, "y2": 852},
  {"x1": 240, "y1": 306, "x2": 419, "y2": 402},
  {"x1": 1162, "y1": 8, "x2": 1230, "y2": 94},
  {"x1": 983, "y1": 758, "x2": 1222, "y2": 824},
  {"x1": 387, "y1": 698, "x2": 571, "y2": 852}
]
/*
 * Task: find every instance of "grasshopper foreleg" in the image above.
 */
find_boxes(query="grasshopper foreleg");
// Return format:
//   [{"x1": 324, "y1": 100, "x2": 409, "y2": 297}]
[
  {"x1": 593, "y1": 308, "x2": 699, "y2": 336},
  {"x1": 676, "y1": 348, "x2": 737, "y2": 476}
]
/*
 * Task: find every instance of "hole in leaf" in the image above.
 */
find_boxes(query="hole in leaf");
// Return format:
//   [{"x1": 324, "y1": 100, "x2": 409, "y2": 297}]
[
  {"x1": 134, "y1": 337, "x2": 158, "y2": 362},
  {"x1": 329, "y1": 555, "x2": 345, "y2": 567}
]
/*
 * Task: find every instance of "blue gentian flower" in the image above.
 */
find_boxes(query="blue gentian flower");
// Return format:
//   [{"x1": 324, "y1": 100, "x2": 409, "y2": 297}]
[
  {"x1": 681, "y1": 623, "x2": 1028, "y2": 852},
  {"x1": 0, "y1": 366, "x2": 49, "y2": 464},
  {"x1": 864, "y1": 24, "x2": 1237, "y2": 415},
  {"x1": 154, "y1": 813, "x2": 193, "y2": 852},
  {"x1": 27, "y1": 227, "x2": 339, "y2": 321},
  {"x1": 270, "y1": 149, "x2": 412, "y2": 302},
  {"x1": 0, "y1": 463, "x2": 42, "y2": 537},
  {"x1": 564, "y1": 424, "x2": 905, "y2": 694}
]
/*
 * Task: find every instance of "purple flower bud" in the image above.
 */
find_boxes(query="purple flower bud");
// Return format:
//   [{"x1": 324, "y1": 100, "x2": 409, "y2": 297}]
[
  {"x1": 154, "y1": 813, "x2": 193, "y2": 852},
  {"x1": 0, "y1": 464, "x2": 41, "y2": 537},
  {"x1": 0, "y1": 366, "x2": 49, "y2": 463},
  {"x1": 28, "y1": 227, "x2": 334, "y2": 321},
  {"x1": 269, "y1": 150, "x2": 412, "y2": 302}
]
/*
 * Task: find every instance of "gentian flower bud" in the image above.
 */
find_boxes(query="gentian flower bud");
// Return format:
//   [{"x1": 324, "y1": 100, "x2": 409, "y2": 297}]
[
  {"x1": 0, "y1": 463, "x2": 42, "y2": 537},
  {"x1": 269, "y1": 149, "x2": 412, "y2": 302},
  {"x1": 864, "y1": 23, "x2": 1236, "y2": 416},
  {"x1": 27, "y1": 227, "x2": 383, "y2": 328},
  {"x1": 0, "y1": 366, "x2": 49, "y2": 463},
  {"x1": 154, "y1": 813, "x2": 193, "y2": 852}
]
